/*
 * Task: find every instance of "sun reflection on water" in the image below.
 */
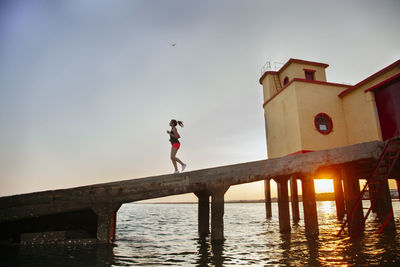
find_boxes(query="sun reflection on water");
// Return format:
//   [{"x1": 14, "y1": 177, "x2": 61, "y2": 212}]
[{"x1": 319, "y1": 200, "x2": 336, "y2": 214}]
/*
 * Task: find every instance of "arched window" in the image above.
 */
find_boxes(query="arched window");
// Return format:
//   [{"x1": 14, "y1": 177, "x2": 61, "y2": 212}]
[{"x1": 283, "y1": 76, "x2": 289, "y2": 86}]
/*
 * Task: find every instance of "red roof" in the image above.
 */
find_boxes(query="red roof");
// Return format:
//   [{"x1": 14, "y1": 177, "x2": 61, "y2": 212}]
[
  {"x1": 364, "y1": 73, "x2": 400, "y2": 93},
  {"x1": 338, "y1": 59, "x2": 400, "y2": 97}
]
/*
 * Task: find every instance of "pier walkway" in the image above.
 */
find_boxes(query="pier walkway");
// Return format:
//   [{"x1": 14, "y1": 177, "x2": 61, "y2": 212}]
[{"x1": 1, "y1": 140, "x2": 397, "y2": 245}]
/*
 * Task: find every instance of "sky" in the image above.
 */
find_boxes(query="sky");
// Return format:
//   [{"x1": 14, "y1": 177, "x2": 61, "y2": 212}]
[{"x1": 1, "y1": 0, "x2": 399, "y2": 202}]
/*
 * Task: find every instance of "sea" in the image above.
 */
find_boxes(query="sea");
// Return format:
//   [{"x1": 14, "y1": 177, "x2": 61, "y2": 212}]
[{"x1": 2, "y1": 200, "x2": 400, "y2": 266}]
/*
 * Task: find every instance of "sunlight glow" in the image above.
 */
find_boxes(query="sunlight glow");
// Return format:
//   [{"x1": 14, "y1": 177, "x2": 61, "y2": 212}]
[{"x1": 314, "y1": 179, "x2": 334, "y2": 193}]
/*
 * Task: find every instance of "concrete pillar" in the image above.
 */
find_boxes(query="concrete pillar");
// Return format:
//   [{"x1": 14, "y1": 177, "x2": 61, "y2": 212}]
[
  {"x1": 374, "y1": 179, "x2": 395, "y2": 232},
  {"x1": 264, "y1": 179, "x2": 272, "y2": 218},
  {"x1": 290, "y1": 176, "x2": 300, "y2": 223},
  {"x1": 275, "y1": 177, "x2": 291, "y2": 232},
  {"x1": 368, "y1": 182, "x2": 378, "y2": 213},
  {"x1": 209, "y1": 186, "x2": 230, "y2": 243},
  {"x1": 301, "y1": 175, "x2": 319, "y2": 235},
  {"x1": 332, "y1": 168, "x2": 345, "y2": 220},
  {"x1": 341, "y1": 166, "x2": 363, "y2": 236},
  {"x1": 194, "y1": 190, "x2": 210, "y2": 237},
  {"x1": 92, "y1": 203, "x2": 121, "y2": 243}
]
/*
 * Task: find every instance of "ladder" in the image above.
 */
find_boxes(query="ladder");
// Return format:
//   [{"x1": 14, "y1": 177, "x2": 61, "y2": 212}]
[
  {"x1": 273, "y1": 74, "x2": 282, "y2": 93},
  {"x1": 337, "y1": 136, "x2": 400, "y2": 238},
  {"x1": 260, "y1": 60, "x2": 282, "y2": 93}
]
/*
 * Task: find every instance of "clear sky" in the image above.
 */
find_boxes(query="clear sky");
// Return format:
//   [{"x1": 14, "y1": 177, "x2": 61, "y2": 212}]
[{"x1": 1, "y1": 0, "x2": 399, "y2": 202}]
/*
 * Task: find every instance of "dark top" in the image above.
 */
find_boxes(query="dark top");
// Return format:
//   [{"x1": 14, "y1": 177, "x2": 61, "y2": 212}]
[{"x1": 169, "y1": 127, "x2": 180, "y2": 144}]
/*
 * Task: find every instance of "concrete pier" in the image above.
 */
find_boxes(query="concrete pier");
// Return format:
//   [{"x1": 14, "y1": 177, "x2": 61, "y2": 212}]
[
  {"x1": 275, "y1": 177, "x2": 291, "y2": 232},
  {"x1": 0, "y1": 140, "x2": 394, "y2": 244},
  {"x1": 290, "y1": 176, "x2": 300, "y2": 222},
  {"x1": 301, "y1": 175, "x2": 319, "y2": 235},
  {"x1": 264, "y1": 179, "x2": 272, "y2": 218}
]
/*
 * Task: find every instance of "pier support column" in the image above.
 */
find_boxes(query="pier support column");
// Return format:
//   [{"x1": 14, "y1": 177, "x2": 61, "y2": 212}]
[
  {"x1": 369, "y1": 182, "x2": 379, "y2": 213},
  {"x1": 194, "y1": 190, "x2": 210, "y2": 237},
  {"x1": 332, "y1": 168, "x2": 345, "y2": 220},
  {"x1": 209, "y1": 186, "x2": 230, "y2": 243},
  {"x1": 92, "y1": 203, "x2": 121, "y2": 244},
  {"x1": 264, "y1": 179, "x2": 272, "y2": 218},
  {"x1": 290, "y1": 176, "x2": 300, "y2": 223},
  {"x1": 374, "y1": 178, "x2": 395, "y2": 232},
  {"x1": 341, "y1": 166, "x2": 363, "y2": 236},
  {"x1": 275, "y1": 177, "x2": 291, "y2": 232},
  {"x1": 396, "y1": 178, "x2": 400, "y2": 201},
  {"x1": 301, "y1": 175, "x2": 319, "y2": 235}
]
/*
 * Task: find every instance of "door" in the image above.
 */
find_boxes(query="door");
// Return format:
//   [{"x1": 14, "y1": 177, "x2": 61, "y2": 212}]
[{"x1": 374, "y1": 78, "x2": 400, "y2": 140}]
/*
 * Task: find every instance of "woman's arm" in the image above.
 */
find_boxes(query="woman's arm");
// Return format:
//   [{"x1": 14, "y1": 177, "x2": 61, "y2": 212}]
[{"x1": 166, "y1": 130, "x2": 179, "y2": 139}]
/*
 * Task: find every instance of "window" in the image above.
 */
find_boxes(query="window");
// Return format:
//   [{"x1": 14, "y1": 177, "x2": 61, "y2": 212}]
[
  {"x1": 314, "y1": 113, "x2": 333, "y2": 135},
  {"x1": 283, "y1": 76, "x2": 289, "y2": 86},
  {"x1": 304, "y1": 69, "x2": 316, "y2": 81}
]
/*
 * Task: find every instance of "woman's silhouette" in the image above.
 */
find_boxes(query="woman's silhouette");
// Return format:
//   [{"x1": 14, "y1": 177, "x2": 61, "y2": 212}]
[{"x1": 167, "y1": 119, "x2": 186, "y2": 173}]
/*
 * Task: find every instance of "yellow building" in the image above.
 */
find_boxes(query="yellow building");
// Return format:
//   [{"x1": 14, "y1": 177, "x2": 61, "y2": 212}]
[{"x1": 260, "y1": 58, "x2": 400, "y2": 158}]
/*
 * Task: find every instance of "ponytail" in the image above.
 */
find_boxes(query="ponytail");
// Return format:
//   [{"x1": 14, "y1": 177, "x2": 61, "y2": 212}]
[{"x1": 170, "y1": 119, "x2": 184, "y2": 127}]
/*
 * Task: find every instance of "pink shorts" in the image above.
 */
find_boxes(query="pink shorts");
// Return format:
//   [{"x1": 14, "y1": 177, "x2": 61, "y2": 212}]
[{"x1": 172, "y1": 143, "x2": 180, "y2": 149}]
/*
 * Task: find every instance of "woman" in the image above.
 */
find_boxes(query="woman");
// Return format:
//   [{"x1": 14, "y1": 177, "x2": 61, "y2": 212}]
[{"x1": 167, "y1": 119, "x2": 186, "y2": 174}]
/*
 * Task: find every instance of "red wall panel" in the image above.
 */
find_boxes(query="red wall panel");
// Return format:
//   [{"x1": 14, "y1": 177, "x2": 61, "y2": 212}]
[{"x1": 375, "y1": 79, "x2": 400, "y2": 140}]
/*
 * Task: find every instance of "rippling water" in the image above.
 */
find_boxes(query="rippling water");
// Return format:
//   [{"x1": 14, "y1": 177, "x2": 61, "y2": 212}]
[{"x1": 2, "y1": 201, "x2": 400, "y2": 266}]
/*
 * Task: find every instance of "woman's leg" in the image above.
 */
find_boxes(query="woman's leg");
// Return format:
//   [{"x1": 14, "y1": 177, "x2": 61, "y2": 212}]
[
  {"x1": 170, "y1": 147, "x2": 179, "y2": 171},
  {"x1": 175, "y1": 157, "x2": 185, "y2": 166},
  {"x1": 171, "y1": 147, "x2": 185, "y2": 169}
]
